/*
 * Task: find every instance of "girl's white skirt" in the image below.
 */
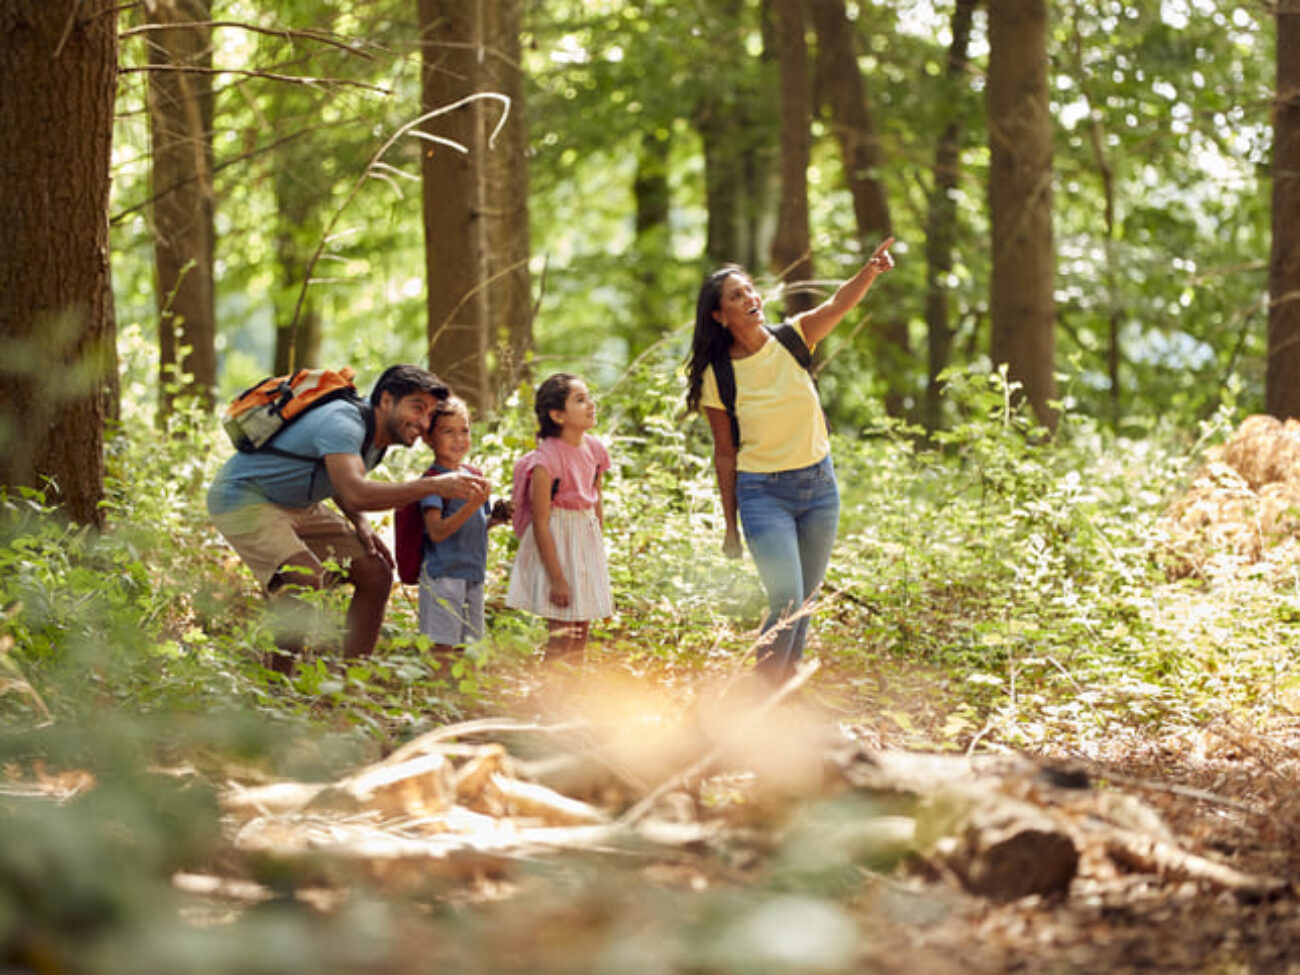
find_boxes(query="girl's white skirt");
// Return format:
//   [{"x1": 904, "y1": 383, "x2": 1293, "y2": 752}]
[{"x1": 506, "y1": 507, "x2": 613, "y2": 622}]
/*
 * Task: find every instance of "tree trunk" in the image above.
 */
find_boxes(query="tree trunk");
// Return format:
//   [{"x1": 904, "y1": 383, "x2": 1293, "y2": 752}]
[
  {"x1": 693, "y1": 0, "x2": 775, "y2": 273},
  {"x1": 1065, "y1": 0, "x2": 1122, "y2": 428},
  {"x1": 1269, "y1": 1, "x2": 1300, "y2": 420},
  {"x1": 0, "y1": 1, "x2": 119, "y2": 526},
  {"x1": 922, "y1": 0, "x2": 975, "y2": 433},
  {"x1": 809, "y1": 0, "x2": 906, "y2": 416},
  {"x1": 988, "y1": 0, "x2": 1057, "y2": 432},
  {"x1": 271, "y1": 118, "x2": 323, "y2": 374},
  {"x1": 420, "y1": 0, "x2": 489, "y2": 411},
  {"x1": 630, "y1": 129, "x2": 673, "y2": 356},
  {"x1": 146, "y1": 0, "x2": 216, "y2": 415},
  {"x1": 768, "y1": 0, "x2": 815, "y2": 317},
  {"x1": 482, "y1": 0, "x2": 533, "y2": 402}
]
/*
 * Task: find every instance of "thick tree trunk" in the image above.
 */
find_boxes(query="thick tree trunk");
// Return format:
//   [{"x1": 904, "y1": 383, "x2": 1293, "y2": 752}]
[
  {"x1": 1269, "y1": 1, "x2": 1300, "y2": 420},
  {"x1": 146, "y1": 0, "x2": 216, "y2": 414},
  {"x1": 923, "y1": 0, "x2": 975, "y2": 433},
  {"x1": 420, "y1": 0, "x2": 489, "y2": 411},
  {"x1": 768, "y1": 0, "x2": 815, "y2": 317},
  {"x1": 988, "y1": 0, "x2": 1057, "y2": 432},
  {"x1": 482, "y1": 0, "x2": 533, "y2": 402},
  {"x1": 0, "y1": 1, "x2": 119, "y2": 526},
  {"x1": 809, "y1": 0, "x2": 907, "y2": 416}
]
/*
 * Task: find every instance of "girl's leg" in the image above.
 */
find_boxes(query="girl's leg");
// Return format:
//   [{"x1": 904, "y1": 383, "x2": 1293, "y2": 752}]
[{"x1": 544, "y1": 619, "x2": 588, "y2": 662}]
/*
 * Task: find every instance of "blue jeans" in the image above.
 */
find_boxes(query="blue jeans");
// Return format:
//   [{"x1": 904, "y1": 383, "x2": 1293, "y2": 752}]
[{"x1": 737, "y1": 454, "x2": 840, "y2": 683}]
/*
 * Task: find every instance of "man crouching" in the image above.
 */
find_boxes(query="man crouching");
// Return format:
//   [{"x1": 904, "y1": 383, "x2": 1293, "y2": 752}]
[{"x1": 207, "y1": 364, "x2": 489, "y2": 668}]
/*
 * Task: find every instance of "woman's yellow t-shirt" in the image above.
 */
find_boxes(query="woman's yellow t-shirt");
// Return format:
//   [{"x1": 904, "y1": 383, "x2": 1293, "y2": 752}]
[{"x1": 698, "y1": 321, "x2": 829, "y2": 473}]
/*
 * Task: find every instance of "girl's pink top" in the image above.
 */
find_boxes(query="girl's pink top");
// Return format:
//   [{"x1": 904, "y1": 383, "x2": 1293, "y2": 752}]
[{"x1": 510, "y1": 434, "x2": 610, "y2": 537}]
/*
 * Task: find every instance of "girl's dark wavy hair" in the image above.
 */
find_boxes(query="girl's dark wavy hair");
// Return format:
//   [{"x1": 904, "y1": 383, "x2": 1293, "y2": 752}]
[
  {"x1": 534, "y1": 372, "x2": 579, "y2": 440},
  {"x1": 684, "y1": 264, "x2": 746, "y2": 413}
]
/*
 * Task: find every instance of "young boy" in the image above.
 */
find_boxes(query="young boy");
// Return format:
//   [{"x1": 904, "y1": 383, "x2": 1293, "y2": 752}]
[{"x1": 418, "y1": 397, "x2": 509, "y2": 653}]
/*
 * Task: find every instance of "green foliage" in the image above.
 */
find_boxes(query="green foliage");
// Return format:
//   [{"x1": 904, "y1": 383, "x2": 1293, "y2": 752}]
[{"x1": 6, "y1": 345, "x2": 1300, "y2": 967}]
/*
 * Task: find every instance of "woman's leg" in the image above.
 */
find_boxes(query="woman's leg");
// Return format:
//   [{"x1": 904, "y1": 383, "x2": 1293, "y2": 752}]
[
  {"x1": 738, "y1": 476, "x2": 804, "y2": 682},
  {"x1": 786, "y1": 463, "x2": 841, "y2": 677}
]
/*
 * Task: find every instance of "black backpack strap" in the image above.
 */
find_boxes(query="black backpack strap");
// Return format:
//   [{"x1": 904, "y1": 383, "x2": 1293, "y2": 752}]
[
  {"x1": 716, "y1": 324, "x2": 815, "y2": 450},
  {"x1": 359, "y1": 397, "x2": 385, "y2": 466},
  {"x1": 713, "y1": 354, "x2": 741, "y2": 449},
  {"x1": 768, "y1": 322, "x2": 813, "y2": 371}
]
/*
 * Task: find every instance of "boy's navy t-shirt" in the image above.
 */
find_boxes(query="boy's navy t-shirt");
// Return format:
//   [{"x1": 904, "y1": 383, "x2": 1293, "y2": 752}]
[{"x1": 420, "y1": 463, "x2": 490, "y2": 582}]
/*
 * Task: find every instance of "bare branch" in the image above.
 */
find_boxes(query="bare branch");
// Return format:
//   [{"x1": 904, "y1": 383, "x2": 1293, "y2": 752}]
[
  {"x1": 120, "y1": 20, "x2": 381, "y2": 62},
  {"x1": 120, "y1": 63, "x2": 390, "y2": 94},
  {"x1": 286, "y1": 92, "x2": 511, "y2": 363}
]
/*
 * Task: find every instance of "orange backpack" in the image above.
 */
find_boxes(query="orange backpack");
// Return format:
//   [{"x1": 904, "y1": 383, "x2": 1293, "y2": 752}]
[{"x1": 221, "y1": 367, "x2": 372, "y2": 457}]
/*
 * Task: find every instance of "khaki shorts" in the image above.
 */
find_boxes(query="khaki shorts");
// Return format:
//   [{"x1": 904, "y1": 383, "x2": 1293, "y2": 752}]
[{"x1": 212, "y1": 502, "x2": 368, "y2": 590}]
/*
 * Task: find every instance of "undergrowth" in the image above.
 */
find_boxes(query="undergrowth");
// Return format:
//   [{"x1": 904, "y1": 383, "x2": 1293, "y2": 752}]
[{"x1": 3, "y1": 349, "x2": 1297, "y2": 969}]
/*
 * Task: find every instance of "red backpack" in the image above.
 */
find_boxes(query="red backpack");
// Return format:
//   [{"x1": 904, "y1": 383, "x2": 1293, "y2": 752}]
[{"x1": 393, "y1": 464, "x2": 483, "y2": 585}]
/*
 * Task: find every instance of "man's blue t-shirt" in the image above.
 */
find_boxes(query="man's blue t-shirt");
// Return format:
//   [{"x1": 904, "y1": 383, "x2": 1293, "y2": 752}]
[
  {"x1": 207, "y1": 399, "x2": 384, "y2": 516},
  {"x1": 419, "y1": 463, "x2": 489, "y2": 583}
]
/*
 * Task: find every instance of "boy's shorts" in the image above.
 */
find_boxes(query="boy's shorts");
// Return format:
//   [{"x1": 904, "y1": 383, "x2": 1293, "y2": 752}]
[
  {"x1": 212, "y1": 502, "x2": 368, "y2": 590},
  {"x1": 419, "y1": 573, "x2": 485, "y2": 646}
]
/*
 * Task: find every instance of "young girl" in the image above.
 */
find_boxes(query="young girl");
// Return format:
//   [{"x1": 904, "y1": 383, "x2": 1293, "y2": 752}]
[
  {"x1": 506, "y1": 373, "x2": 613, "y2": 661},
  {"x1": 418, "y1": 397, "x2": 508, "y2": 653}
]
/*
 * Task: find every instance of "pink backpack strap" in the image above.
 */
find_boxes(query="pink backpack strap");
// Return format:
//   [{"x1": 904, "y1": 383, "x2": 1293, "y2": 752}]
[
  {"x1": 510, "y1": 441, "x2": 566, "y2": 537},
  {"x1": 510, "y1": 449, "x2": 541, "y2": 537}
]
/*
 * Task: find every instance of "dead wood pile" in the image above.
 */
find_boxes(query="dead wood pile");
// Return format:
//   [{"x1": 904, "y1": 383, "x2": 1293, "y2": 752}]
[
  {"x1": 199, "y1": 699, "x2": 1285, "y2": 907},
  {"x1": 1160, "y1": 413, "x2": 1300, "y2": 578}
]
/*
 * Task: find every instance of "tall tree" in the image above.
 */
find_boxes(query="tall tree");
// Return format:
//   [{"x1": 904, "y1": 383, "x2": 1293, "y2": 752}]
[
  {"x1": 420, "y1": 0, "x2": 489, "y2": 410},
  {"x1": 1270, "y1": 1, "x2": 1300, "y2": 420},
  {"x1": 987, "y1": 0, "x2": 1057, "y2": 431},
  {"x1": 769, "y1": 0, "x2": 815, "y2": 317},
  {"x1": 922, "y1": 0, "x2": 976, "y2": 432},
  {"x1": 630, "y1": 128, "x2": 674, "y2": 357},
  {"x1": 693, "y1": 0, "x2": 775, "y2": 272},
  {"x1": 0, "y1": 1, "x2": 119, "y2": 526},
  {"x1": 482, "y1": 0, "x2": 533, "y2": 399},
  {"x1": 1064, "y1": 0, "x2": 1123, "y2": 426},
  {"x1": 145, "y1": 0, "x2": 217, "y2": 413},
  {"x1": 809, "y1": 0, "x2": 906, "y2": 415}
]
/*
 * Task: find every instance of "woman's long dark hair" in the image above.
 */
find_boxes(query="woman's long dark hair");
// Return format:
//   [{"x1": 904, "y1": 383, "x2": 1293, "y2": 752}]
[{"x1": 684, "y1": 264, "x2": 746, "y2": 413}]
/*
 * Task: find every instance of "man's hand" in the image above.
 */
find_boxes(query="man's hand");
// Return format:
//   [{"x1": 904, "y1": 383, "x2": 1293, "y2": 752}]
[
  {"x1": 355, "y1": 519, "x2": 395, "y2": 569},
  {"x1": 429, "y1": 471, "x2": 491, "y2": 500}
]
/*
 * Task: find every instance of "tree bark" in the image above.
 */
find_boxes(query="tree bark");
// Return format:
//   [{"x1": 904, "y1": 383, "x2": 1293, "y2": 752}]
[
  {"x1": 482, "y1": 0, "x2": 533, "y2": 402},
  {"x1": 988, "y1": 0, "x2": 1057, "y2": 432},
  {"x1": 922, "y1": 0, "x2": 975, "y2": 433},
  {"x1": 769, "y1": 0, "x2": 815, "y2": 317},
  {"x1": 145, "y1": 0, "x2": 217, "y2": 415},
  {"x1": 1269, "y1": 1, "x2": 1300, "y2": 420},
  {"x1": 694, "y1": 0, "x2": 775, "y2": 273},
  {"x1": 630, "y1": 129, "x2": 673, "y2": 357},
  {"x1": 809, "y1": 0, "x2": 907, "y2": 416},
  {"x1": 420, "y1": 0, "x2": 490, "y2": 411},
  {"x1": 0, "y1": 1, "x2": 119, "y2": 526},
  {"x1": 271, "y1": 109, "x2": 324, "y2": 375}
]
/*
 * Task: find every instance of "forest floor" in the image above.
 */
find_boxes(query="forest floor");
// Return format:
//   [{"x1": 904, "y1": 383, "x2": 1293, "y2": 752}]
[{"x1": 268, "y1": 644, "x2": 1300, "y2": 975}]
